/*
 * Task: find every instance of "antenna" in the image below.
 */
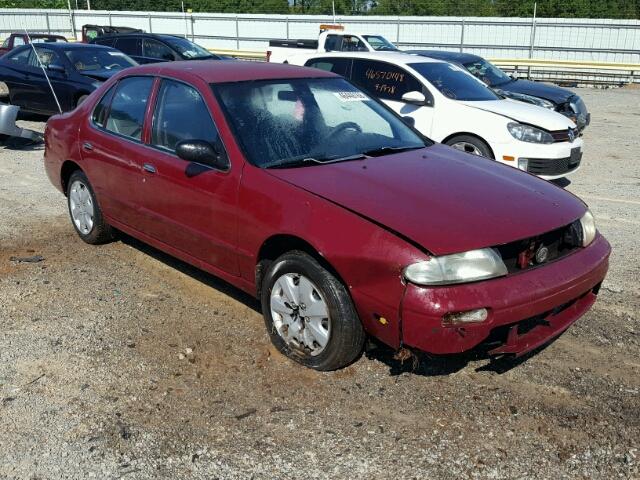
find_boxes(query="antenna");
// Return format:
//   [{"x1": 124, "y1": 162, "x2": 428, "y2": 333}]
[{"x1": 24, "y1": 29, "x2": 63, "y2": 114}]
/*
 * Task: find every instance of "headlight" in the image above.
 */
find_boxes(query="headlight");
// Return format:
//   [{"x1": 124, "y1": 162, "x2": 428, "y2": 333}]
[
  {"x1": 507, "y1": 122, "x2": 554, "y2": 144},
  {"x1": 536, "y1": 98, "x2": 555, "y2": 109},
  {"x1": 579, "y1": 209, "x2": 596, "y2": 247},
  {"x1": 404, "y1": 248, "x2": 508, "y2": 286}
]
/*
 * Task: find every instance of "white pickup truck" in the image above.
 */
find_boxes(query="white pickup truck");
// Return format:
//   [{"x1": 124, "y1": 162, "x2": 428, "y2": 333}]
[{"x1": 267, "y1": 25, "x2": 398, "y2": 64}]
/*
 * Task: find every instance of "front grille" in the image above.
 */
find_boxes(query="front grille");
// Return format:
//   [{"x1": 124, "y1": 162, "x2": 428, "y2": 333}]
[
  {"x1": 549, "y1": 128, "x2": 579, "y2": 143},
  {"x1": 526, "y1": 153, "x2": 582, "y2": 175},
  {"x1": 495, "y1": 222, "x2": 582, "y2": 274}
]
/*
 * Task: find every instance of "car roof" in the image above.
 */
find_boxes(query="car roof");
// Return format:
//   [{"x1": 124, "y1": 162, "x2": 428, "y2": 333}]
[
  {"x1": 28, "y1": 33, "x2": 67, "y2": 39},
  {"x1": 22, "y1": 42, "x2": 113, "y2": 51},
  {"x1": 408, "y1": 50, "x2": 483, "y2": 64},
  {"x1": 95, "y1": 32, "x2": 181, "y2": 41},
  {"x1": 122, "y1": 59, "x2": 338, "y2": 84},
  {"x1": 303, "y1": 51, "x2": 445, "y2": 66}
]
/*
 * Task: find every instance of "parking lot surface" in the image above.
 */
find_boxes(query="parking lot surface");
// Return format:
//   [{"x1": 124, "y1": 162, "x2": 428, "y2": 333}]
[{"x1": 0, "y1": 87, "x2": 639, "y2": 479}]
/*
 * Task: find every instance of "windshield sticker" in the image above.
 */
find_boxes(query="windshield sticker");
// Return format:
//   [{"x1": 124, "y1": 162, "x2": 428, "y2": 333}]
[{"x1": 334, "y1": 91, "x2": 369, "y2": 102}]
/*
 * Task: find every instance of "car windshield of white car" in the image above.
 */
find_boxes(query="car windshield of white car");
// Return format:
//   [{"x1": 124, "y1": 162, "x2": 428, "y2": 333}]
[
  {"x1": 408, "y1": 62, "x2": 500, "y2": 101},
  {"x1": 65, "y1": 48, "x2": 137, "y2": 72},
  {"x1": 213, "y1": 77, "x2": 428, "y2": 169},
  {"x1": 463, "y1": 59, "x2": 511, "y2": 87}
]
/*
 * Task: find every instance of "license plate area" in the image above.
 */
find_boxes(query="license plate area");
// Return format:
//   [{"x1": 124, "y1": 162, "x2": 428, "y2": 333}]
[{"x1": 569, "y1": 147, "x2": 582, "y2": 167}]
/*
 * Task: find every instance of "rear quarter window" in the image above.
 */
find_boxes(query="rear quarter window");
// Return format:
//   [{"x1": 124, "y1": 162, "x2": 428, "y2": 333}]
[
  {"x1": 351, "y1": 59, "x2": 423, "y2": 102},
  {"x1": 306, "y1": 58, "x2": 351, "y2": 78}
]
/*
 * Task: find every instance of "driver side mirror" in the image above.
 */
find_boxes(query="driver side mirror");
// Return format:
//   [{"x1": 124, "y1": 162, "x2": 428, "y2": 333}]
[
  {"x1": 401, "y1": 91, "x2": 426, "y2": 105},
  {"x1": 47, "y1": 63, "x2": 66, "y2": 74},
  {"x1": 175, "y1": 139, "x2": 228, "y2": 170}
]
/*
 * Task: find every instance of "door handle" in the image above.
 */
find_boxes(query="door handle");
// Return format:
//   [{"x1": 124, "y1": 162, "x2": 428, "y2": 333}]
[
  {"x1": 82, "y1": 142, "x2": 93, "y2": 151},
  {"x1": 142, "y1": 163, "x2": 157, "y2": 174}
]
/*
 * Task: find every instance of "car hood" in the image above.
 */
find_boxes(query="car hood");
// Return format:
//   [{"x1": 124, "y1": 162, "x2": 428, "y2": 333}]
[
  {"x1": 79, "y1": 69, "x2": 120, "y2": 82},
  {"x1": 266, "y1": 144, "x2": 586, "y2": 256},
  {"x1": 497, "y1": 78, "x2": 574, "y2": 104},
  {"x1": 461, "y1": 98, "x2": 576, "y2": 130}
]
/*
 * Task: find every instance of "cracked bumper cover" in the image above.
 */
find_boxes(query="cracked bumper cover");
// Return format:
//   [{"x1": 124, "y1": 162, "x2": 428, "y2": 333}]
[
  {"x1": 401, "y1": 234, "x2": 610, "y2": 356},
  {"x1": 0, "y1": 103, "x2": 44, "y2": 142}
]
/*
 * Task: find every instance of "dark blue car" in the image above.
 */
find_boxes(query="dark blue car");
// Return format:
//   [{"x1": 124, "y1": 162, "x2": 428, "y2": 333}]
[
  {"x1": 91, "y1": 33, "x2": 222, "y2": 65},
  {"x1": 0, "y1": 43, "x2": 137, "y2": 115},
  {"x1": 408, "y1": 50, "x2": 590, "y2": 130}
]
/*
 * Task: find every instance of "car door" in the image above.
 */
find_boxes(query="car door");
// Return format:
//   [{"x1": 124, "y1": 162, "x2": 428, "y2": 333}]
[
  {"x1": 28, "y1": 46, "x2": 74, "y2": 114},
  {"x1": 137, "y1": 78, "x2": 239, "y2": 274},
  {"x1": 350, "y1": 59, "x2": 435, "y2": 137},
  {"x1": 141, "y1": 38, "x2": 177, "y2": 63},
  {"x1": 114, "y1": 36, "x2": 142, "y2": 63},
  {"x1": 79, "y1": 76, "x2": 155, "y2": 228},
  {"x1": 1, "y1": 47, "x2": 37, "y2": 108}
]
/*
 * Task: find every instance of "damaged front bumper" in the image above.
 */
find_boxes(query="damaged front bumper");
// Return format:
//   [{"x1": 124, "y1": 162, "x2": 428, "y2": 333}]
[
  {"x1": 0, "y1": 103, "x2": 43, "y2": 142},
  {"x1": 400, "y1": 234, "x2": 610, "y2": 357}
]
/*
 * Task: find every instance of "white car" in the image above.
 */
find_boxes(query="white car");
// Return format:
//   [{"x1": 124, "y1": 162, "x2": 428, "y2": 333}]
[{"x1": 293, "y1": 52, "x2": 583, "y2": 180}]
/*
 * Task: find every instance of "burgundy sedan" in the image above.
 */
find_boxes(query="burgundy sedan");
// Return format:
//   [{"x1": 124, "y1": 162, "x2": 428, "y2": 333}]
[{"x1": 44, "y1": 61, "x2": 610, "y2": 371}]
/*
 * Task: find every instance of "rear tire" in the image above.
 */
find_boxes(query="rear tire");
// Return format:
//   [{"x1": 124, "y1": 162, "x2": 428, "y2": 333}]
[
  {"x1": 261, "y1": 251, "x2": 365, "y2": 371},
  {"x1": 67, "y1": 170, "x2": 114, "y2": 244},
  {"x1": 445, "y1": 134, "x2": 493, "y2": 159}
]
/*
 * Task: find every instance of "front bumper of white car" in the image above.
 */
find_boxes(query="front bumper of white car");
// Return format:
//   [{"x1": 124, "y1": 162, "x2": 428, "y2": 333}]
[{"x1": 493, "y1": 137, "x2": 584, "y2": 180}]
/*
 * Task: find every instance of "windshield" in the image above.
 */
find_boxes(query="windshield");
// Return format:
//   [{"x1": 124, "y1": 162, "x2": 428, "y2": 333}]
[
  {"x1": 32, "y1": 36, "x2": 66, "y2": 44},
  {"x1": 65, "y1": 48, "x2": 136, "y2": 72},
  {"x1": 463, "y1": 59, "x2": 511, "y2": 87},
  {"x1": 161, "y1": 36, "x2": 213, "y2": 59},
  {"x1": 213, "y1": 77, "x2": 427, "y2": 169},
  {"x1": 408, "y1": 62, "x2": 500, "y2": 101},
  {"x1": 362, "y1": 35, "x2": 398, "y2": 51}
]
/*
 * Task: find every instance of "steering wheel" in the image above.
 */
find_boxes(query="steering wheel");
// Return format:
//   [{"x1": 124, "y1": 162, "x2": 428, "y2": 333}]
[
  {"x1": 105, "y1": 63, "x2": 121, "y2": 70},
  {"x1": 331, "y1": 121, "x2": 362, "y2": 136},
  {"x1": 313, "y1": 122, "x2": 363, "y2": 154}
]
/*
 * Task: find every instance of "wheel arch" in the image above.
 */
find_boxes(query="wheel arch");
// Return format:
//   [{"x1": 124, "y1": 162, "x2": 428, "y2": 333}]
[
  {"x1": 60, "y1": 160, "x2": 83, "y2": 195},
  {"x1": 441, "y1": 132, "x2": 495, "y2": 159},
  {"x1": 255, "y1": 234, "x2": 347, "y2": 298}
]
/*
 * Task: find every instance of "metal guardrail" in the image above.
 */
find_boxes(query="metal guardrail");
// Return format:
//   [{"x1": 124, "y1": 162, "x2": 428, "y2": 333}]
[{"x1": 210, "y1": 48, "x2": 640, "y2": 84}]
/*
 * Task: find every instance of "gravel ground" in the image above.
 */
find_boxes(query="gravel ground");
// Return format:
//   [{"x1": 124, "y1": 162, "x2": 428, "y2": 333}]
[{"x1": 1, "y1": 87, "x2": 639, "y2": 479}]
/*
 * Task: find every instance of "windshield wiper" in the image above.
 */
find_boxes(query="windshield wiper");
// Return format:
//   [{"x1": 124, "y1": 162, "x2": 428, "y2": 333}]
[
  {"x1": 361, "y1": 145, "x2": 423, "y2": 157},
  {"x1": 264, "y1": 153, "x2": 366, "y2": 169}
]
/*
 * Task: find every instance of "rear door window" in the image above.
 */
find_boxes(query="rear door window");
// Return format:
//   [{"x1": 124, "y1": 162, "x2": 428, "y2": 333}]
[
  {"x1": 151, "y1": 79, "x2": 223, "y2": 156},
  {"x1": 351, "y1": 59, "x2": 423, "y2": 102},
  {"x1": 305, "y1": 57, "x2": 352, "y2": 78},
  {"x1": 143, "y1": 39, "x2": 175, "y2": 61},
  {"x1": 94, "y1": 37, "x2": 116, "y2": 47},
  {"x1": 8, "y1": 48, "x2": 32, "y2": 65},
  {"x1": 92, "y1": 85, "x2": 117, "y2": 128},
  {"x1": 30, "y1": 47, "x2": 60, "y2": 68},
  {"x1": 324, "y1": 34, "x2": 342, "y2": 52},
  {"x1": 104, "y1": 76, "x2": 154, "y2": 141},
  {"x1": 114, "y1": 37, "x2": 141, "y2": 56}
]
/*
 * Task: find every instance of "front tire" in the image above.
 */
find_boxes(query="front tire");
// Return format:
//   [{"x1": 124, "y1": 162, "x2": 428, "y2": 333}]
[
  {"x1": 445, "y1": 134, "x2": 493, "y2": 159},
  {"x1": 261, "y1": 251, "x2": 365, "y2": 371},
  {"x1": 67, "y1": 170, "x2": 114, "y2": 244}
]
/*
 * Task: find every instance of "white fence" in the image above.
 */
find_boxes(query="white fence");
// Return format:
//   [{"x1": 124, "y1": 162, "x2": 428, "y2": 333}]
[{"x1": 1, "y1": 9, "x2": 640, "y2": 64}]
